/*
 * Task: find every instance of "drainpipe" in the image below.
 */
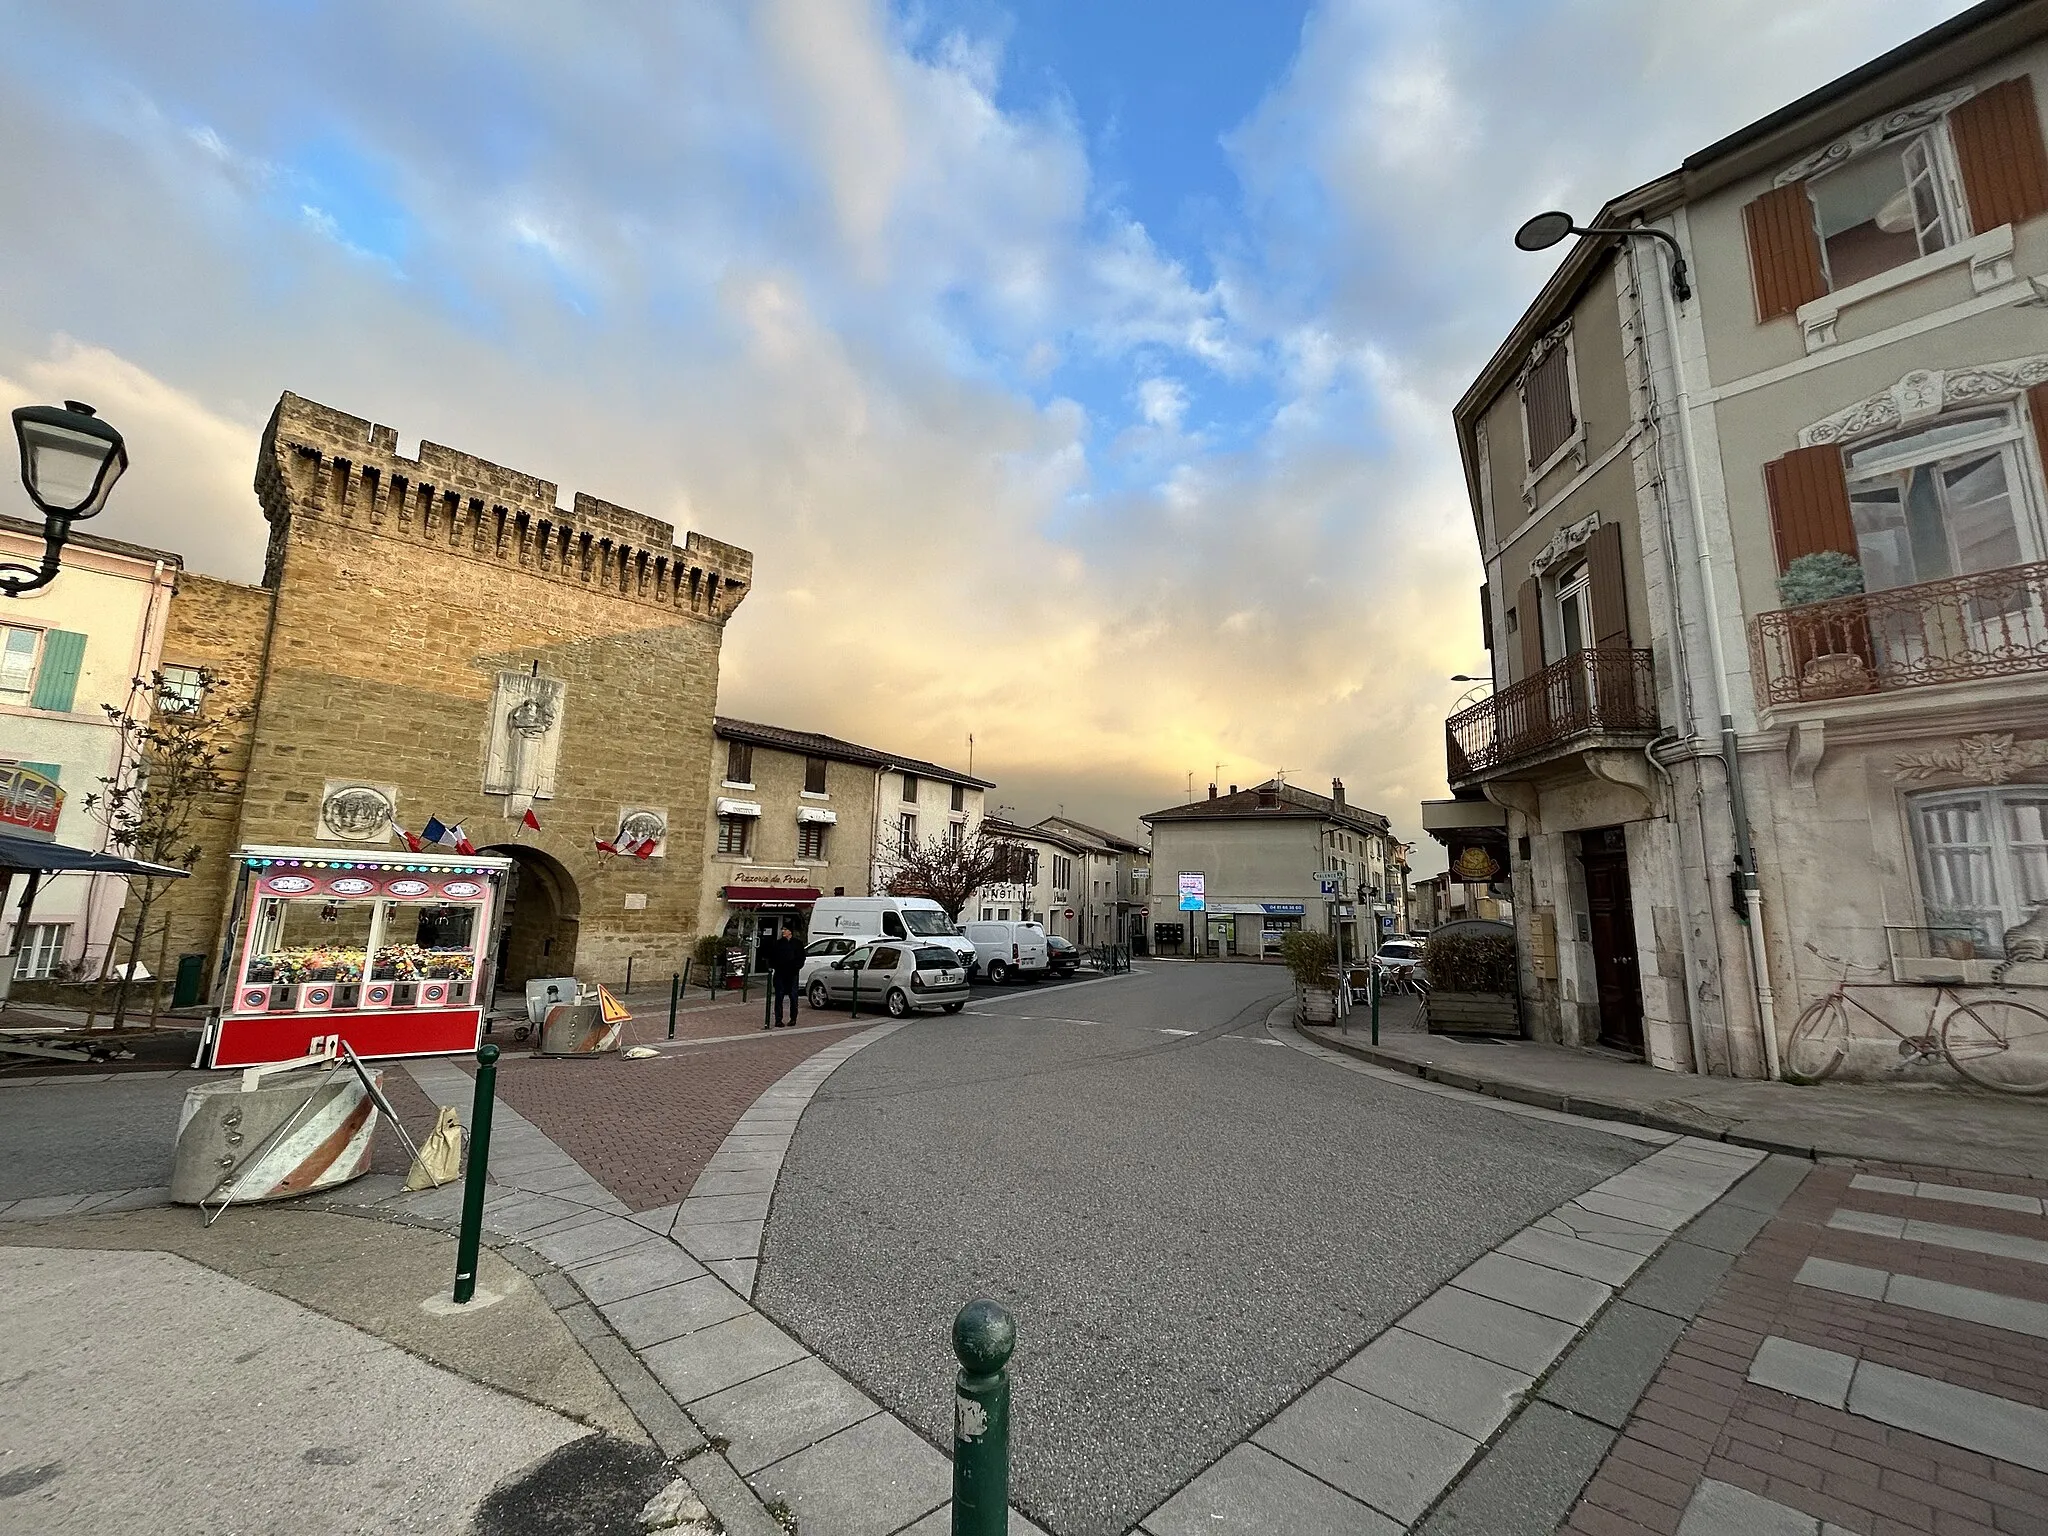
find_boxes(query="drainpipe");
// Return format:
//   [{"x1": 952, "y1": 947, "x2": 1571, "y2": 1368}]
[{"x1": 1645, "y1": 230, "x2": 1781, "y2": 1080}]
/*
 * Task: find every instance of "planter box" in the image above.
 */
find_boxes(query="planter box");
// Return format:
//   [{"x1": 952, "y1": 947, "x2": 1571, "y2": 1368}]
[
  {"x1": 1427, "y1": 991, "x2": 1520, "y2": 1037},
  {"x1": 1297, "y1": 986, "x2": 1338, "y2": 1025}
]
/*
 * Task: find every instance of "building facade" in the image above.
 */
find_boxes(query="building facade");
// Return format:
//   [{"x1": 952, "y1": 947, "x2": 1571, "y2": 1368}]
[
  {"x1": 971, "y1": 814, "x2": 1147, "y2": 946},
  {"x1": 1439, "y1": 0, "x2": 2048, "y2": 1078},
  {"x1": 141, "y1": 391, "x2": 752, "y2": 1001},
  {"x1": 700, "y1": 717, "x2": 989, "y2": 962},
  {"x1": 0, "y1": 517, "x2": 179, "y2": 983},
  {"x1": 1143, "y1": 780, "x2": 1393, "y2": 961}
]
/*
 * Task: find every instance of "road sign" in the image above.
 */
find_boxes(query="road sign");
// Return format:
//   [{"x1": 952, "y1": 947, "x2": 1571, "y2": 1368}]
[
  {"x1": 597, "y1": 985, "x2": 633, "y2": 1024},
  {"x1": 1177, "y1": 872, "x2": 1205, "y2": 912},
  {"x1": 1316, "y1": 871, "x2": 1343, "y2": 896}
]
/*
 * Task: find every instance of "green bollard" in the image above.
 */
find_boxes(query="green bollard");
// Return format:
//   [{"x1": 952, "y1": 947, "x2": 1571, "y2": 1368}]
[
  {"x1": 1370, "y1": 966, "x2": 1380, "y2": 1046},
  {"x1": 850, "y1": 960, "x2": 860, "y2": 1021},
  {"x1": 452, "y1": 1042, "x2": 500, "y2": 1304},
  {"x1": 669, "y1": 970, "x2": 682, "y2": 1040},
  {"x1": 951, "y1": 1299, "x2": 1015, "y2": 1536}
]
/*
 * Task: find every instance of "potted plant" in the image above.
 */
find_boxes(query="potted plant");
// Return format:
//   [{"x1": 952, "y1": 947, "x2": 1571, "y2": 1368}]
[
  {"x1": 1777, "y1": 552, "x2": 1873, "y2": 697},
  {"x1": 1281, "y1": 930, "x2": 1340, "y2": 1024},
  {"x1": 1422, "y1": 923, "x2": 1520, "y2": 1036}
]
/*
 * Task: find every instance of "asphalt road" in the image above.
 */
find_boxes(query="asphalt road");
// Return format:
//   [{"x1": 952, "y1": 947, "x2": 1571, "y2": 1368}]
[
  {"x1": 0, "y1": 1076, "x2": 192, "y2": 1199},
  {"x1": 755, "y1": 960, "x2": 1652, "y2": 1536}
]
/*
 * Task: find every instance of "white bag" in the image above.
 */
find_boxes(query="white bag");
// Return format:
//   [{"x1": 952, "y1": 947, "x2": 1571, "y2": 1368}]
[{"x1": 404, "y1": 1106, "x2": 465, "y2": 1190}]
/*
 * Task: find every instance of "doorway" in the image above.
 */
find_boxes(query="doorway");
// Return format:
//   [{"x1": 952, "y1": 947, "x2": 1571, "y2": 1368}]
[
  {"x1": 484, "y1": 845, "x2": 580, "y2": 993},
  {"x1": 1578, "y1": 827, "x2": 1645, "y2": 1055}
]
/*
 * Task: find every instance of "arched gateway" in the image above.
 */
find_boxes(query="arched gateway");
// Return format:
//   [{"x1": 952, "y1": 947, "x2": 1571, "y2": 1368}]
[{"x1": 483, "y1": 844, "x2": 581, "y2": 989}]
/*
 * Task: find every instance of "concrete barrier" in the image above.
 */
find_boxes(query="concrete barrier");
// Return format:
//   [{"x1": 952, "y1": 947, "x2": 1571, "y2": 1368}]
[
  {"x1": 172, "y1": 1066, "x2": 383, "y2": 1206},
  {"x1": 538, "y1": 1001, "x2": 621, "y2": 1057}
]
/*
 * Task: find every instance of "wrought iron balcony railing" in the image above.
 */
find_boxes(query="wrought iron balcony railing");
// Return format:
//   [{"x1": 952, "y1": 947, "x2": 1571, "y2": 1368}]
[
  {"x1": 1446, "y1": 648, "x2": 1658, "y2": 782},
  {"x1": 1750, "y1": 560, "x2": 2048, "y2": 707}
]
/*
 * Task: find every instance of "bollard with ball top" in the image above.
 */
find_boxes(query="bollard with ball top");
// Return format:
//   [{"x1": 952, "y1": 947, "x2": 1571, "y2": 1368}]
[
  {"x1": 951, "y1": 1298, "x2": 1015, "y2": 1536},
  {"x1": 452, "y1": 1042, "x2": 500, "y2": 1304}
]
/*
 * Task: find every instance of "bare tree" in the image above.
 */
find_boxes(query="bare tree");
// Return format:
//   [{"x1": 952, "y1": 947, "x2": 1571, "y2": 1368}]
[
  {"x1": 83, "y1": 669, "x2": 250, "y2": 1027},
  {"x1": 885, "y1": 824, "x2": 1033, "y2": 921}
]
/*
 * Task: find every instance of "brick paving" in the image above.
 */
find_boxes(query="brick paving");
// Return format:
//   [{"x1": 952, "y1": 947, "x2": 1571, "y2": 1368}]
[{"x1": 1563, "y1": 1160, "x2": 2048, "y2": 1535}]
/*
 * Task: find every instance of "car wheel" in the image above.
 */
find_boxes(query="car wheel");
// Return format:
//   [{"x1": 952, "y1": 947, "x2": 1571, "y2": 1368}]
[
  {"x1": 885, "y1": 987, "x2": 911, "y2": 1018},
  {"x1": 988, "y1": 961, "x2": 1008, "y2": 985},
  {"x1": 943, "y1": 1002, "x2": 964, "y2": 1015},
  {"x1": 808, "y1": 980, "x2": 829, "y2": 1010}
]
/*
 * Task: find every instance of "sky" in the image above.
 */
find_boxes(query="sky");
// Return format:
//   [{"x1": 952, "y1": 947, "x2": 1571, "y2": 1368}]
[{"x1": 0, "y1": 0, "x2": 1975, "y2": 870}]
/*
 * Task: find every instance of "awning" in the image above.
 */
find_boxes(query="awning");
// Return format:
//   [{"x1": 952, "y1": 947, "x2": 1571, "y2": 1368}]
[
  {"x1": 0, "y1": 831, "x2": 190, "y2": 878},
  {"x1": 723, "y1": 885, "x2": 822, "y2": 904},
  {"x1": 795, "y1": 806, "x2": 838, "y2": 825},
  {"x1": 716, "y1": 798, "x2": 763, "y2": 818}
]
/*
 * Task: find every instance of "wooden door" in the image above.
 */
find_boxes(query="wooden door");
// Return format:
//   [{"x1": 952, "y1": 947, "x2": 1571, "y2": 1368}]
[{"x1": 1579, "y1": 828, "x2": 1645, "y2": 1054}]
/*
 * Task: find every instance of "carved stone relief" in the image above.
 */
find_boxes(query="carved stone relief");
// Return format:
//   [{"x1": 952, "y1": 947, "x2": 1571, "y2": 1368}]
[
  {"x1": 482, "y1": 671, "x2": 566, "y2": 812},
  {"x1": 1530, "y1": 511, "x2": 1601, "y2": 576},
  {"x1": 1773, "y1": 87, "x2": 1975, "y2": 186},
  {"x1": 1891, "y1": 734, "x2": 2048, "y2": 786},
  {"x1": 617, "y1": 807, "x2": 669, "y2": 857},
  {"x1": 1800, "y1": 355, "x2": 2048, "y2": 448},
  {"x1": 318, "y1": 781, "x2": 398, "y2": 842}
]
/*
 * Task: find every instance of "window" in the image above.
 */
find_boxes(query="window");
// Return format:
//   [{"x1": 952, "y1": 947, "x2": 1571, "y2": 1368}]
[
  {"x1": 716, "y1": 815, "x2": 751, "y2": 856},
  {"x1": 798, "y1": 821, "x2": 827, "y2": 861},
  {"x1": 1913, "y1": 786, "x2": 2048, "y2": 951},
  {"x1": 804, "y1": 755, "x2": 828, "y2": 794},
  {"x1": 882, "y1": 912, "x2": 906, "y2": 939},
  {"x1": 951, "y1": 783, "x2": 965, "y2": 812},
  {"x1": 870, "y1": 946, "x2": 901, "y2": 969},
  {"x1": 1522, "y1": 340, "x2": 1576, "y2": 468},
  {"x1": 947, "y1": 820, "x2": 963, "y2": 849},
  {"x1": 1024, "y1": 851, "x2": 1040, "y2": 886},
  {"x1": 158, "y1": 665, "x2": 205, "y2": 715},
  {"x1": 1809, "y1": 131, "x2": 1954, "y2": 290},
  {"x1": 11, "y1": 922, "x2": 67, "y2": 979},
  {"x1": 898, "y1": 812, "x2": 917, "y2": 848},
  {"x1": 1845, "y1": 411, "x2": 2032, "y2": 591},
  {"x1": 0, "y1": 626, "x2": 38, "y2": 699},
  {"x1": 724, "y1": 740, "x2": 753, "y2": 785},
  {"x1": 980, "y1": 907, "x2": 993, "y2": 921},
  {"x1": 1555, "y1": 563, "x2": 1592, "y2": 656},
  {"x1": 1052, "y1": 855, "x2": 1072, "y2": 891},
  {"x1": 902, "y1": 773, "x2": 918, "y2": 802}
]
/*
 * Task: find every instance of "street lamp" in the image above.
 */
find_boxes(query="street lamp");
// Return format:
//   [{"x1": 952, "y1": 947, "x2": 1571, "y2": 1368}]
[
  {"x1": 1513, "y1": 210, "x2": 1691, "y2": 303},
  {"x1": 4, "y1": 400, "x2": 129, "y2": 597}
]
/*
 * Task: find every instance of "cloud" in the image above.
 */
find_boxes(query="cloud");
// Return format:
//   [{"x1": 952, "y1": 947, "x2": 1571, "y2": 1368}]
[{"x1": 0, "y1": 0, "x2": 1981, "y2": 876}]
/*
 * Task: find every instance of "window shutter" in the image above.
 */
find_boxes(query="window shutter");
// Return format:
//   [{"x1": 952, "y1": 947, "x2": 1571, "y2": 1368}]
[
  {"x1": 1478, "y1": 582, "x2": 1493, "y2": 651},
  {"x1": 1524, "y1": 346, "x2": 1576, "y2": 466},
  {"x1": 27, "y1": 630, "x2": 86, "y2": 712},
  {"x1": 1516, "y1": 576, "x2": 1544, "y2": 681},
  {"x1": 1951, "y1": 76, "x2": 2048, "y2": 234},
  {"x1": 1587, "y1": 522, "x2": 1630, "y2": 649},
  {"x1": 1764, "y1": 445, "x2": 1856, "y2": 571},
  {"x1": 1742, "y1": 182, "x2": 1827, "y2": 320}
]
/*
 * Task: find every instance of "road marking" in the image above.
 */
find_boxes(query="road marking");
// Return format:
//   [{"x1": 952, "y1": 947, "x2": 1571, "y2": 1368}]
[
  {"x1": 1157, "y1": 1028, "x2": 1196, "y2": 1036},
  {"x1": 1797, "y1": 1255, "x2": 2048, "y2": 1339},
  {"x1": 1830, "y1": 1208, "x2": 2048, "y2": 1267},
  {"x1": 1849, "y1": 1173, "x2": 2045, "y2": 1216}
]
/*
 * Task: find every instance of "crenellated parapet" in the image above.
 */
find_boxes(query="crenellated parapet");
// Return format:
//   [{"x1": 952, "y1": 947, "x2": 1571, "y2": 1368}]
[{"x1": 253, "y1": 391, "x2": 752, "y2": 621}]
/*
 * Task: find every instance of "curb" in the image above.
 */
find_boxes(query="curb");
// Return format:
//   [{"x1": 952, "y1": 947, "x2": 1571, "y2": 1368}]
[{"x1": 1295, "y1": 1020, "x2": 1823, "y2": 1163}]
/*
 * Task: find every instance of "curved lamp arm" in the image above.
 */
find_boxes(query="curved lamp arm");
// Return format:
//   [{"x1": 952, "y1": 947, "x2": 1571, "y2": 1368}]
[
  {"x1": 1577, "y1": 223, "x2": 1692, "y2": 303},
  {"x1": 0, "y1": 521, "x2": 68, "y2": 597}
]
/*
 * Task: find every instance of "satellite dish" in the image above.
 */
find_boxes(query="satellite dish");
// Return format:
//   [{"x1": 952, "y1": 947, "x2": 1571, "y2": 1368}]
[{"x1": 1514, "y1": 210, "x2": 1578, "y2": 252}]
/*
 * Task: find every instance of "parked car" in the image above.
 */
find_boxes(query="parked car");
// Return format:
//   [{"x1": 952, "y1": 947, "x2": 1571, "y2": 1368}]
[
  {"x1": 806, "y1": 942, "x2": 968, "y2": 1017},
  {"x1": 959, "y1": 920, "x2": 1049, "y2": 983},
  {"x1": 797, "y1": 935, "x2": 877, "y2": 993},
  {"x1": 1373, "y1": 937, "x2": 1426, "y2": 992},
  {"x1": 808, "y1": 895, "x2": 976, "y2": 968},
  {"x1": 1044, "y1": 933, "x2": 1080, "y2": 976}
]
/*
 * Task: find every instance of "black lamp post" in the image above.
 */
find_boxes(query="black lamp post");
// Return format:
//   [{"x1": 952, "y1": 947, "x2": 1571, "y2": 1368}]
[
  {"x1": 1513, "y1": 209, "x2": 1691, "y2": 303},
  {"x1": 3, "y1": 400, "x2": 129, "y2": 597}
]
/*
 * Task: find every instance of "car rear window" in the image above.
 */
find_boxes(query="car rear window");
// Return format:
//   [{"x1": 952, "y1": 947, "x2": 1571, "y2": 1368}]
[{"x1": 915, "y1": 947, "x2": 959, "y2": 968}]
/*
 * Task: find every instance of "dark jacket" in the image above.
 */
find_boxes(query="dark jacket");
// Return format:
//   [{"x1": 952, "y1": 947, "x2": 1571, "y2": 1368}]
[{"x1": 768, "y1": 935, "x2": 804, "y2": 983}]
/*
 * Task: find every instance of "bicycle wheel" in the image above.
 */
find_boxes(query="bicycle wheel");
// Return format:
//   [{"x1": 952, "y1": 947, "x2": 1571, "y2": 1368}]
[
  {"x1": 1942, "y1": 997, "x2": 2048, "y2": 1094},
  {"x1": 1783, "y1": 994, "x2": 1850, "y2": 1083}
]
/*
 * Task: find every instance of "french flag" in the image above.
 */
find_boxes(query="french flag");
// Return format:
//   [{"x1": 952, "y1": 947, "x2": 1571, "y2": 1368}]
[{"x1": 422, "y1": 817, "x2": 477, "y2": 856}]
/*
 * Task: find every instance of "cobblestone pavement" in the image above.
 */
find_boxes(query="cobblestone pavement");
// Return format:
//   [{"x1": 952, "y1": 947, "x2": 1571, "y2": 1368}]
[{"x1": 1564, "y1": 1159, "x2": 2048, "y2": 1536}]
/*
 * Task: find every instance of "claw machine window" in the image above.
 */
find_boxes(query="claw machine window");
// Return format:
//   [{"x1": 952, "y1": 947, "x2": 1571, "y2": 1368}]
[{"x1": 203, "y1": 846, "x2": 512, "y2": 1068}]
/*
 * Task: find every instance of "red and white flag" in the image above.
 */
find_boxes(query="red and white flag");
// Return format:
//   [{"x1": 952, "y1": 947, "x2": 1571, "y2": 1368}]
[
  {"x1": 521, "y1": 808, "x2": 542, "y2": 832},
  {"x1": 398, "y1": 826, "x2": 424, "y2": 852},
  {"x1": 594, "y1": 836, "x2": 621, "y2": 855}
]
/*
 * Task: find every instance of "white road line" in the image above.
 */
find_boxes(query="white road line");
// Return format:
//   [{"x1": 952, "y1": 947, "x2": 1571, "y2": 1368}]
[
  {"x1": 1797, "y1": 1256, "x2": 2048, "y2": 1339},
  {"x1": 1849, "y1": 1173, "x2": 2045, "y2": 1217},
  {"x1": 1830, "y1": 1208, "x2": 2048, "y2": 1266},
  {"x1": 1157, "y1": 1029, "x2": 1196, "y2": 1036}
]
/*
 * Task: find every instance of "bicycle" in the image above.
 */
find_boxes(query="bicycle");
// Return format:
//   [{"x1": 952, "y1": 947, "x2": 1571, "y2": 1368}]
[{"x1": 1784, "y1": 941, "x2": 2048, "y2": 1094}]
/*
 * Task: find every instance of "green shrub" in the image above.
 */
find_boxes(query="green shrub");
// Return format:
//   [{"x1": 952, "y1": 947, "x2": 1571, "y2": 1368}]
[
  {"x1": 1777, "y1": 551, "x2": 1863, "y2": 607},
  {"x1": 692, "y1": 934, "x2": 724, "y2": 972},
  {"x1": 1280, "y1": 929, "x2": 1338, "y2": 989},
  {"x1": 1422, "y1": 930, "x2": 1516, "y2": 993}
]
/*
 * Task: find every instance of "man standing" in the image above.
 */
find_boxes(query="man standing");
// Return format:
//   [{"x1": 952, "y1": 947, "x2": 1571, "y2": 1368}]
[{"x1": 769, "y1": 922, "x2": 804, "y2": 1028}]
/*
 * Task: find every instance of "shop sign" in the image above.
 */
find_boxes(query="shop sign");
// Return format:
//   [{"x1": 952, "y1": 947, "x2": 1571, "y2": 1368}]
[
  {"x1": 739, "y1": 867, "x2": 815, "y2": 889},
  {"x1": 1260, "y1": 902, "x2": 1306, "y2": 916},
  {"x1": 0, "y1": 763, "x2": 62, "y2": 841},
  {"x1": 1447, "y1": 828, "x2": 1510, "y2": 885}
]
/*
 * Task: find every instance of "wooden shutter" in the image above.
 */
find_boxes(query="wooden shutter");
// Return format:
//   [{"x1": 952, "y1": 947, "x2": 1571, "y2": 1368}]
[
  {"x1": 27, "y1": 629, "x2": 86, "y2": 712},
  {"x1": 1524, "y1": 346, "x2": 1575, "y2": 466},
  {"x1": 1743, "y1": 182, "x2": 1827, "y2": 321},
  {"x1": 1478, "y1": 582, "x2": 1493, "y2": 652},
  {"x1": 1951, "y1": 76, "x2": 2048, "y2": 234},
  {"x1": 1515, "y1": 576, "x2": 1544, "y2": 681},
  {"x1": 1764, "y1": 445, "x2": 1857, "y2": 571},
  {"x1": 1587, "y1": 522, "x2": 1630, "y2": 649}
]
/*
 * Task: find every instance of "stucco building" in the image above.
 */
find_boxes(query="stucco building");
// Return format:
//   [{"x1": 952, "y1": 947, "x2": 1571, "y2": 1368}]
[
  {"x1": 1143, "y1": 780, "x2": 1393, "y2": 960},
  {"x1": 1436, "y1": 0, "x2": 2048, "y2": 1078},
  {"x1": 141, "y1": 390, "x2": 752, "y2": 1000},
  {"x1": 0, "y1": 517, "x2": 179, "y2": 983},
  {"x1": 699, "y1": 716, "x2": 989, "y2": 963}
]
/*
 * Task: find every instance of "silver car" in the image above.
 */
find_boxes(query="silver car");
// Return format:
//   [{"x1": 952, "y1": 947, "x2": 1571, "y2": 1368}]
[{"x1": 807, "y1": 942, "x2": 968, "y2": 1017}]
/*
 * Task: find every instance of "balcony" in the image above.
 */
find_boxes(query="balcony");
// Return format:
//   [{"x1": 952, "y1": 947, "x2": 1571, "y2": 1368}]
[
  {"x1": 1446, "y1": 648, "x2": 1658, "y2": 785},
  {"x1": 1750, "y1": 560, "x2": 2048, "y2": 708}
]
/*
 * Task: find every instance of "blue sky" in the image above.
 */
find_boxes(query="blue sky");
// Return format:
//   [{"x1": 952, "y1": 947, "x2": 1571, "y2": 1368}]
[{"x1": 0, "y1": 0, "x2": 1977, "y2": 857}]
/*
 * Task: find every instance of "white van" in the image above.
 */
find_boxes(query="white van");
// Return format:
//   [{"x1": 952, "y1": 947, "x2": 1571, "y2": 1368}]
[
  {"x1": 809, "y1": 896, "x2": 976, "y2": 967},
  {"x1": 960, "y1": 920, "x2": 1049, "y2": 983}
]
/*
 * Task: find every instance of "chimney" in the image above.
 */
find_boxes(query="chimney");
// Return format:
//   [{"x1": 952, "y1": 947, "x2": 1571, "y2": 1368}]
[
  {"x1": 1257, "y1": 785, "x2": 1279, "y2": 809},
  {"x1": 1207, "y1": 783, "x2": 1217, "y2": 799},
  {"x1": 1229, "y1": 784, "x2": 1238, "y2": 796},
  {"x1": 1332, "y1": 777, "x2": 1345, "y2": 809}
]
